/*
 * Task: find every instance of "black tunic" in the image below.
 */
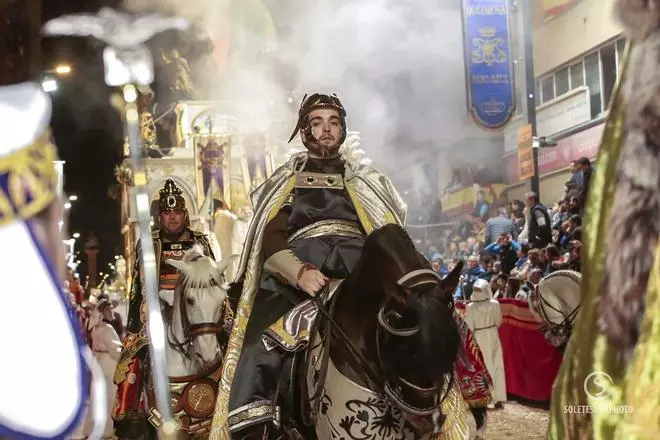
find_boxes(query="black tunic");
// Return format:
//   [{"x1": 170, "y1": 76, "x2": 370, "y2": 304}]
[
  {"x1": 287, "y1": 157, "x2": 364, "y2": 278},
  {"x1": 243, "y1": 157, "x2": 364, "y2": 343}
]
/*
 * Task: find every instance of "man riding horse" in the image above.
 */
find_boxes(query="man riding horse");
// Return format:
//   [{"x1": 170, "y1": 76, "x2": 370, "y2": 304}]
[
  {"x1": 212, "y1": 93, "x2": 470, "y2": 439},
  {"x1": 113, "y1": 178, "x2": 215, "y2": 439}
]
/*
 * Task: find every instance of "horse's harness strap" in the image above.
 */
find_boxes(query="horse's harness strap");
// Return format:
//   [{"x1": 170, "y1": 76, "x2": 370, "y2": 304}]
[
  {"x1": 311, "y1": 294, "x2": 385, "y2": 395},
  {"x1": 187, "y1": 323, "x2": 224, "y2": 338},
  {"x1": 306, "y1": 285, "x2": 338, "y2": 425}
]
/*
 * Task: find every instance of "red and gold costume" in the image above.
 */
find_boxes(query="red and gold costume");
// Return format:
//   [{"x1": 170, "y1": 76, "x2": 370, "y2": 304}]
[
  {"x1": 113, "y1": 179, "x2": 214, "y2": 439},
  {"x1": 454, "y1": 315, "x2": 493, "y2": 407}
]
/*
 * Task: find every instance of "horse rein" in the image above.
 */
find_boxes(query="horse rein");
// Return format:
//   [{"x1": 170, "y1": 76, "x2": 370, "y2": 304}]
[
  {"x1": 306, "y1": 268, "x2": 450, "y2": 423},
  {"x1": 167, "y1": 282, "x2": 227, "y2": 358},
  {"x1": 533, "y1": 285, "x2": 580, "y2": 343}
]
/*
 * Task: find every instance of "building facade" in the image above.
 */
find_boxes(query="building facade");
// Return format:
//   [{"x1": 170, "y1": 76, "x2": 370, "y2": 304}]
[
  {"x1": 0, "y1": 0, "x2": 42, "y2": 85},
  {"x1": 505, "y1": 0, "x2": 624, "y2": 205}
]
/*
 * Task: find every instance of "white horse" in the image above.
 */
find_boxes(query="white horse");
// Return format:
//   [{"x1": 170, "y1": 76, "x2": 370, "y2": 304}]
[
  {"x1": 529, "y1": 270, "x2": 582, "y2": 351},
  {"x1": 147, "y1": 246, "x2": 234, "y2": 436}
]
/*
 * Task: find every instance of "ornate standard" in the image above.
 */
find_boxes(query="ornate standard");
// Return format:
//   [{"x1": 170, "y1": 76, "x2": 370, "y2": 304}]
[{"x1": 43, "y1": 8, "x2": 189, "y2": 438}]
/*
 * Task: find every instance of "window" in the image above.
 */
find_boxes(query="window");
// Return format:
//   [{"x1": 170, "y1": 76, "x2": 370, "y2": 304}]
[
  {"x1": 555, "y1": 67, "x2": 569, "y2": 96},
  {"x1": 535, "y1": 79, "x2": 541, "y2": 107},
  {"x1": 600, "y1": 43, "x2": 617, "y2": 109},
  {"x1": 585, "y1": 52, "x2": 602, "y2": 118},
  {"x1": 541, "y1": 76, "x2": 554, "y2": 103},
  {"x1": 570, "y1": 62, "x2": 584, "y2": 89},
  {"x1": 531, "y1": 36, "x2": 626, "y2": 122}
]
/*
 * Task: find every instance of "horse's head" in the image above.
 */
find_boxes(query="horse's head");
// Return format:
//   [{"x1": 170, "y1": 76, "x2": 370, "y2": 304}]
[
  {"x1": 162, "y1": 246, "x2": 234, "y2": 366},
  {"x1": 354, "y1": 224, "x2": 463, "y2": 418},
  {"x1": 529, "y1": 269, "x2": 582, "y2": 349}
]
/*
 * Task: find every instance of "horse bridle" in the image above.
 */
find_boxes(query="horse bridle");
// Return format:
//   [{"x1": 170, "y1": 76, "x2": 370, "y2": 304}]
[
  {"x1": 308, "y1": 268, "x2": 451, "y2": 423},
  {"x1": 167, "y1": 278, "x2": 226, "y2": 358},
  {"x1": 377, "y1": 268, "x2": 452, "y2": 417},
  {"x1": 532, "y1": 285, "x2": 580, "y2": 345}
]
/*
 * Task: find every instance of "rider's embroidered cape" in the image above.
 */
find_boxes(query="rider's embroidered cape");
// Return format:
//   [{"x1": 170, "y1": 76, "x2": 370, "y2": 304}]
[{"x1": 548, "y1": 10, "x2": 660, "y2": 438}]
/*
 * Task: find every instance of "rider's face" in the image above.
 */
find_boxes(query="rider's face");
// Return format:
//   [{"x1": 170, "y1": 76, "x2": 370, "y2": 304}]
[
  {"x1": 160, "y1": 209, "x2": 185, "y2": 234},
  {"x1": 302, "y1": 108, "x2": 342, "y2": 156}
]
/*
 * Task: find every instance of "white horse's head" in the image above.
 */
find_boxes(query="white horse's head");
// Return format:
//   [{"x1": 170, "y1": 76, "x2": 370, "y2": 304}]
[
  {"x1": 529, "y1": 270, "x2": 582, "y2": 348},
  {"x1": 161, "y1": 245, "x2": 234, "y2": 367}
]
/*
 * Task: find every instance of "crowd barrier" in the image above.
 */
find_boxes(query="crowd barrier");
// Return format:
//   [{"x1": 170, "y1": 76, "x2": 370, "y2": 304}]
[{"x1": 455, "y1": 298, "x2": 563, "y2": 402}]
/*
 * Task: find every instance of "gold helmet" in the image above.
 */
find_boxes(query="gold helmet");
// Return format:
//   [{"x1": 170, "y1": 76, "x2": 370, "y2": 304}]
[{"x1": 158, "y1": 178, "x2": 186, "y2": 212}]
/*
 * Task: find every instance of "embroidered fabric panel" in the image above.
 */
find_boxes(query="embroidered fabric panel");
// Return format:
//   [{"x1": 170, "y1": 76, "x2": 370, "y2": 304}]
[{"x1": 307, "y1": 332, "x2": 439, "y2": 440}]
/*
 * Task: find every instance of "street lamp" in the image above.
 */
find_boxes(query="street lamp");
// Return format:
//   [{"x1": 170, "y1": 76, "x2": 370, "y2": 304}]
[
  {"x1": 54, "y1": 64, "x2": 72, "y2": 75},
  {"x1": 73, "y1": 232, "x2": 80, "y2": 238},
  {"x1": 64, "y1": 202, "x2": 72, "y2": 209},
  {"x1": 68, "y1": 195, "x2": 78, "y2": 201},
  {"x1": 41, "y1": 78, "x2": 58, "y2": 93}
]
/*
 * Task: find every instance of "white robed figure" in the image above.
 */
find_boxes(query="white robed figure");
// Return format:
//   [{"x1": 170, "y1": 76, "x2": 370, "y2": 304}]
[
  {"x1": 0, "y1": 82, "x2": 104, "y2": 439},
  {"x1": 81, "y1": 295, "x2": 123, "y2": 438},
  {"x1": 464, "y1": 279, "x2": 507, "y2": 405}
]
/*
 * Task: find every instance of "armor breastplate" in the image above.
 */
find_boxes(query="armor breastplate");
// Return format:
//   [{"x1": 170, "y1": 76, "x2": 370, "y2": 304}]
[{"x1": 159, "y1": 241, "x2": 195, "y2": 290}]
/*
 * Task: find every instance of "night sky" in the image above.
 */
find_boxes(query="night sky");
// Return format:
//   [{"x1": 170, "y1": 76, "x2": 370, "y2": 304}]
[{"x1": 42, "y1": 0, "x2": 125, "y2": 283}]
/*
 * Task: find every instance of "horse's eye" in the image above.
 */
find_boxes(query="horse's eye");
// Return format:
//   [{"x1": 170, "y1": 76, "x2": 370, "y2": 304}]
[{"x1": 186, "y1": 297, "x2": 195, "y2": 306}]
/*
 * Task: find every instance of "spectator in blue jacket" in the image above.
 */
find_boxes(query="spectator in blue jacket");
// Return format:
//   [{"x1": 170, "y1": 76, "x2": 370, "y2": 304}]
[
  {"x1": 453, "y1": 255, "x2": 488, "y2": 300},
  {"x1": 430, "y1": 253, "x2": 449, "y2": 278},
  {"x1": 484, "y1": 233, "x2": 521, "y2": 275}
]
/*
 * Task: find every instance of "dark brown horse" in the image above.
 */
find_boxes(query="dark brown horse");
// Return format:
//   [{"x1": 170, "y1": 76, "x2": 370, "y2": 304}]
[{"x1": 283, "y1": 224, "x2": 470, "y2": 439}]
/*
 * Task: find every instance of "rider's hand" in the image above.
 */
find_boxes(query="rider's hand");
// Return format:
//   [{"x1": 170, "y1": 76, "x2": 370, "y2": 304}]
[{"x1": 297, "y1": 269, "x2": 328, "y2": 297}]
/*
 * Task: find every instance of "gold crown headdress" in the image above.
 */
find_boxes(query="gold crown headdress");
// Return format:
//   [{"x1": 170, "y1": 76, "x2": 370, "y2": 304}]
[{"x1": 158, "y1": 178, "x2": 186, "y2": 212}]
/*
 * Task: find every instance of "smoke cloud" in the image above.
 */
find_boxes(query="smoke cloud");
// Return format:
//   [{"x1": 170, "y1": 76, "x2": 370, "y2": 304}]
[{"x1": 124, "y1": 0, "x2": 503, "y2": 187}]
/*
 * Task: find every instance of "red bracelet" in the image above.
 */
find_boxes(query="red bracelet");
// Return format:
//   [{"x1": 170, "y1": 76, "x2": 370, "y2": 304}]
[{"x1": 297, "y1": 263, "x2": 318, "y2": 282}]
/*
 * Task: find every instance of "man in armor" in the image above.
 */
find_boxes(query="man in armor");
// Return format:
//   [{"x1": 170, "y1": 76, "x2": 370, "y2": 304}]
[
  {"x1": 213, "y1": 93, "x2": 408, "y2": 438},
  {"x1": 113, "y1": 178, "x2": 215, "y2": 438}
]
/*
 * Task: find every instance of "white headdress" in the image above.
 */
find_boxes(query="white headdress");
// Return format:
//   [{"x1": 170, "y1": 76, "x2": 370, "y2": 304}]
[
  {"x1": 471, "y1": 278, "x2": 494, "y2": 301},
  {"x1": 0, "y1": 82, "x2": 88, "y2": 439}
]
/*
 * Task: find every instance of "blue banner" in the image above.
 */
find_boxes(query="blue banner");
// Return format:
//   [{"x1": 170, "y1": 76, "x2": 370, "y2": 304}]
[{"x1": 462, "y1": 0, "x2": 515, "y2": 129}]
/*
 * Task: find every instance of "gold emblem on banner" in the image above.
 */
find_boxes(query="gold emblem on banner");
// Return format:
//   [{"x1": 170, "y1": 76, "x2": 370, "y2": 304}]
[{"x1": 472, "y1": 27, "x2": 508, "y2": 66}]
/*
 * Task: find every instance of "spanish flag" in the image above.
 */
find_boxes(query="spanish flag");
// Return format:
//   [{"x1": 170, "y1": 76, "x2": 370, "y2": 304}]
[{"x1": 543, "y1": 0, "x2": 581, "y2": 21}]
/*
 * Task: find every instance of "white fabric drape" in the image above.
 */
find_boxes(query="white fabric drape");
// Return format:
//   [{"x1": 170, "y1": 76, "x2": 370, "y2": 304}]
[
  {"x1": 464, "y1": 279, "x2": 507, "y2": 403},
  {"x1": 81, "y1": 321, "x2": 122, "y2": 438}
]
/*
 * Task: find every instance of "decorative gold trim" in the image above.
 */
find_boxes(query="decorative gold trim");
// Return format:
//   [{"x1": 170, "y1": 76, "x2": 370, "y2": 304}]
[
  {"x1": 344, "y1": 178, "x2": 374, "y2": 234},
  {"x1": 227, "y1": 400, "x2": 277, "y2": 433},
  {"x1": 264, "y1": 314, "x2": 312, "y2": 352},
  {"x1": 267, "y1": 175, "x2": 296, "y2": 222},
  {"x1": 288, "y1": 219, "x2": 364, "y2": 243},
  {"x1": 0, "y1": 132, "x2": 58, "y2": 226},
  {"x1": 294, "y1": 171, "x2": 344, "y2": 190}
]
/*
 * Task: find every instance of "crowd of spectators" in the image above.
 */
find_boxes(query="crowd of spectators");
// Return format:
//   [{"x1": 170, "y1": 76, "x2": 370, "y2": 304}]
[{"x1": 413, "y1": 157, "x2": 594, "y2": 302}]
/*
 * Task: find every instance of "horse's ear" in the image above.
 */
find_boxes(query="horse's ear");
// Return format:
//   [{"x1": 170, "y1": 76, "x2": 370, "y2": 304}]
[
  {"x1": 159, "y1": 289, "x2": 175, "y2": 306},
  {"x1": 166, "y1": 258, "x2": 189, "y2": 273},
  {"x1": 216, "y1": 255, "x2": 239, "y2": 277},
  {"x1": 440, "y1": 260, "x2": 464, "y2": 294}
]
